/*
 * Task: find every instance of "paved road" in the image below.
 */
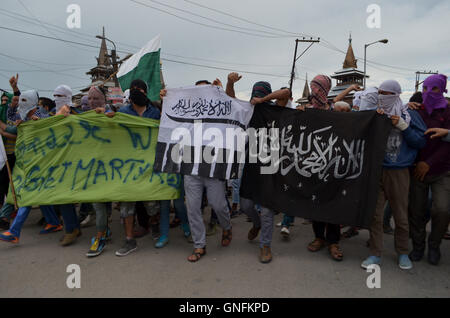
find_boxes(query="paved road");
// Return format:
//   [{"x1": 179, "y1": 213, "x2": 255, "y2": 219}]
[{"x1": 0, "y1": 208, "x2": 449, "y2": 298}]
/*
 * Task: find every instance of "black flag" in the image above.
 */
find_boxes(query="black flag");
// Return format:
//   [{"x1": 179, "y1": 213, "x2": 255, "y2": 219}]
[{"x1": 240, "y1": 104, "x2": 391, "y2": 228}]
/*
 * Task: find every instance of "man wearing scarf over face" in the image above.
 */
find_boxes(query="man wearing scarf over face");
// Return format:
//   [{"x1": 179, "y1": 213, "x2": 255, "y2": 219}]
[
  {"x1": 238, "y1": 80, "x2": 278, "y2": 264},
  {"x1": 409, "y1": 74, "x2": 450, "y2": 266},
  {"x1": 0, "y1": 90, "x2": 63, "y2": 244},
  {"x1": 361, "y1": 80, "x2": 427, "y2": 270},
  {"x1": 47, "y1": 85, "x2": 85, "y2": 246},
  {"x1": 106, "y1": 79, "x2": 161, "y2": 257}
]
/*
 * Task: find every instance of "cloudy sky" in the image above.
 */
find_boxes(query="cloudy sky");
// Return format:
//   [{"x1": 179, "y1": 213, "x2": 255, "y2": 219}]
[{"x1": 0, "y1": 0, "x2": 449, "y2": 102}]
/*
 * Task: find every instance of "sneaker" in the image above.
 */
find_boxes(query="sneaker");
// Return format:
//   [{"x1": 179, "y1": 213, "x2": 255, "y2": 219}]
[
  {"x1": 398, "y1": 254, "x2": 413, "y2": 270},
  {"x1": 0, "y1": 219, "x2": 10, "y2": 230},
  {"x1": 86, "y1": 234, "x2": 106, "y2": 257},
  {"x1": 259, "y1": 246, "x2": 272, "y2": 263},
  {"x1": 155, "y1": 235, "x2": 169, "y2": 248},
  {"x1": 0, "y1": 231, "x2": 19, "y2": 244},
  {"x1": 39, "y1": 224, "x2": 63, "y2": 235},
  {"x1": 60, "y1": 228, "x2": 81, "y2": 246},
  {"x1": 280, "y1": 226, "x2": 290, "y2": 239},
  {"x1": 115, "y1": 239, "x2": 137, "y2": 256},
  {"x1": 80, "y1": 214, "x2": 95, "y2": 228},
  {"x1": 206, "y1": 223, "x2": 217, "y2": 236},
  {"x1": 409, "y1": 249, "x2": 424, "y2": 262},
  {"x1": 361, "y1": 256, "x2": 381, "y2": 269},
  {"x1": 428, "y1": 247, "x2": 441, "y2": 266},
  {"x1": 276, "y1": 222, "x2": 282, "y2": 227}
]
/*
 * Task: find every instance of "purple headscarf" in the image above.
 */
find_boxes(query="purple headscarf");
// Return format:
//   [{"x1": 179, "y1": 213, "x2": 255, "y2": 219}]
[
  {"x1": 81, "y1": 95, "x2": 90, "y2": 111},
  {"x1": 422, "y1": 74, "x2": 448, "y2": 115}
]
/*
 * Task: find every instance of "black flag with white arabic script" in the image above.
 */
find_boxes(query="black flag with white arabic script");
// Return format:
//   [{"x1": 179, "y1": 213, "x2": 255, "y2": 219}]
[{"x1": 240, "y1": 103, "x2": 391, "y2": 228}]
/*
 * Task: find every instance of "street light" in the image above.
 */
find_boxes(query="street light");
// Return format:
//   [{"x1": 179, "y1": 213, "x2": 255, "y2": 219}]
[
  {"x1": 363, "y1": 39, "x2": 388, "y2": 89},
  {"x1": 96, "y1": 34, "x2": 119, "y2": 86}
]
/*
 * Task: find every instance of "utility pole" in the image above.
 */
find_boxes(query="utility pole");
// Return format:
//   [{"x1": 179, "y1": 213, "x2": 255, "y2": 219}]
[
  {"x1": 289, "y1": 37, "x2": 320, "y2": 92},
  {"x1": 415, "y1": 70, "x2": 438, "y2": 92}
]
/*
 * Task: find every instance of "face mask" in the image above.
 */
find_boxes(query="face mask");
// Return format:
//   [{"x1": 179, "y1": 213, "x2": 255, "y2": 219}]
[
  {"x1": 54, "y1": 96, "x2": 72, "y2": 112},
  {"x1": 130, "y1": 89, "x2": 148, "y2": 107},
  {"x1": 423, "y1": 91, "x2": 448, "y2": 115},
  {"x1": 17, "y1": 90, "x2": 39, "y2": 120},
  {"x1": 378, "y1": 94, "x2": 400, "y2": 114}
]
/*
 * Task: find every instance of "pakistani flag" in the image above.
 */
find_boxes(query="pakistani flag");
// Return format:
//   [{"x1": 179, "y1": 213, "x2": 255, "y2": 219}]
[{"x1": 118, "y1": 35, "x2": 162, "y2": 101}]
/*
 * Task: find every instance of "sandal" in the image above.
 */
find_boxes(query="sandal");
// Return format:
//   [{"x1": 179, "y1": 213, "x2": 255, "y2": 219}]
[
  {"x1": 307, "y1": 238, "x2": 326, "y2": 252},
  {"x1": 328, "y1": 243, "x2": 343, "y2": 261},
  {"x1": 342, "y1": 227, "x2": 359, "y2": 239},
  {"x1": 187, "y1": 247, "x2": 206, "y2": 262},
  {"x1": 222, "y1": 229, "x2": 232, "y2": 247}
]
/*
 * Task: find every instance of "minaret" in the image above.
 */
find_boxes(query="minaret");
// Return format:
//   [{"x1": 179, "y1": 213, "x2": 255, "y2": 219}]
[
  {"x1": 302, "y1": 73, "x2": 310, "y2": 99},
  {"x1": 97, "y1": 26, "x2": 111, "y2": 68},
  {"x1": 343, "y1": 33, "x2": 357, "y2": 69}
]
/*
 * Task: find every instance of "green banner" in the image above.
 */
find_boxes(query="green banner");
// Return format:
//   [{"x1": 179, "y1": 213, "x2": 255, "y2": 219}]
[{"x1": 7, "y1": 111, "x2": 181, "y2": 207}]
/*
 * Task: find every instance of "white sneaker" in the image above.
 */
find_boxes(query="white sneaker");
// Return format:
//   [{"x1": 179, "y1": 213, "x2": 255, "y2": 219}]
[
  {"x1": 80, "y1": 214, "x2": 96, "y2": 228},
  {"x1": 281, "y1": 226, "x2": 290, "y2": 237},
  {"x1": 276, "y1": 222, "x2": 282, "y2": 227}
]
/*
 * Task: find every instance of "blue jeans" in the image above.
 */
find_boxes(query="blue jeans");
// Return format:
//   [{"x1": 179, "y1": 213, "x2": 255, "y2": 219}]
[
  {"x1": 160, "y1": 178, "x2": 189, "y2": 237},
  {"x1": 231, "y1": 177, "x2": 241, "y2": 204},
  {"x1": 58, "y1": 204, "x2": 79, "y2": 233},
  {"x1": 9, "y1": 205, "x2": 60, "y2": 237}
]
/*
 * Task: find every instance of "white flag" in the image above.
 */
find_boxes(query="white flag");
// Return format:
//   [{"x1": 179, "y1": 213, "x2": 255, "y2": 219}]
[
  {"x1": 154, "y1": 85, "x2": 254, "y2": 180},
  {"x1": 0, "y1": 137, "x2": 6, "y2": 170}
]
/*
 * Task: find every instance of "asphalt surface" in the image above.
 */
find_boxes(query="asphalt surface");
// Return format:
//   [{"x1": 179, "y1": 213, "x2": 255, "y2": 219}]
[{"x1": 0, "y1": 207, "x2": 449, "y2": 298}]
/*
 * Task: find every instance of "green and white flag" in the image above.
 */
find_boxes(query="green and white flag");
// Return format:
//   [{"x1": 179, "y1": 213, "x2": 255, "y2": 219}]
[{"x1": 117, "y1": 35, "x2": 161, "y2": 102}]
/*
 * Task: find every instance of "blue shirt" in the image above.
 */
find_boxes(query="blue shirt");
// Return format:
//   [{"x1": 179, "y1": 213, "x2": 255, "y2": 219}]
[
  {"x1": 118, "y1": 103, "x2": 161, "y2": 120},
  {"x1": 383, "y1": 109, "x2": 427, "y2": 169}
]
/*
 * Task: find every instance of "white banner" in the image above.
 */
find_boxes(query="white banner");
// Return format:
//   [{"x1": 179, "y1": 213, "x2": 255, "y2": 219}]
[{"x1": 154, "y1": 85, "x2": 254, "y2": 179}]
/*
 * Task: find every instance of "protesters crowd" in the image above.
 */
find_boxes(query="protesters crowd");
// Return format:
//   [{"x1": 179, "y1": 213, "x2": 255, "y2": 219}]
[{"x1": 0, "y1": 71, "x2": 449, "y2": 270}]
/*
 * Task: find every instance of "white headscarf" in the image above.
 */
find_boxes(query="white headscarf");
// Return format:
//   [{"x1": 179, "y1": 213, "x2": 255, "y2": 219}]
[
  {"x1": 352, "y1": 91, "x2": 363, "y2": 107},
  {"x1": 17, "y1": 90, "x2": 39, "y2": 120},
  {"x1": 378, "y1": 80, "x2": 410, "y2": 124},
  {"x1": 359, "y1": 87, "x2": 379, "y2": 111},
  {"x1": 53, "y1": 85, "x2": 73, "y2": 111}
]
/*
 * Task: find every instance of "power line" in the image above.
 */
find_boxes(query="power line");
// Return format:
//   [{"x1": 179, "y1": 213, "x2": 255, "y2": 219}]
[
  {"x1": 129, "y1": 0, "x2": 283, "y2": 38},
  {"x1": 0, "y1": 8, "x2": 298, "y2": 69},
  {"x1": 183, "y1": 0, "x2": 312, "y2": 38},
  {"x1": 0, "y1": 25, "x2": 295, "y2": 79},
  {"x1": 0, "y1": 52, "x2": 88, "y2": 81},
  {"x1": 161, "y1": 57, "x2": 298, "y2": 79},
  {"x1": 146, "y1": 0, "x2": 291, "y2": 38},
  {"x1": 16, "y1": 0, "x2": 98, "y2": 54}
]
